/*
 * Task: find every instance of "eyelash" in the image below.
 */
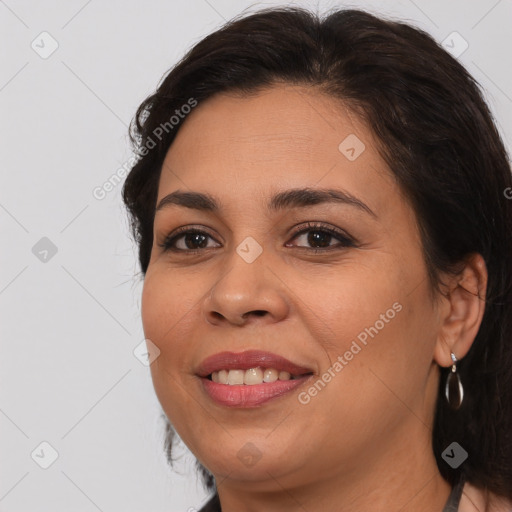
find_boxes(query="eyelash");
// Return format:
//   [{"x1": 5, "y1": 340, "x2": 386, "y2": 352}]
[{"x1": 158, "y1": 221, "x2": 356, "y2": 255}]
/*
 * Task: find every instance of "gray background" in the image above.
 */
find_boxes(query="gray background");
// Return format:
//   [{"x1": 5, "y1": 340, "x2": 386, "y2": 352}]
[{"x1": 1, "y1": 1, "x2": 510, "y2": 511}]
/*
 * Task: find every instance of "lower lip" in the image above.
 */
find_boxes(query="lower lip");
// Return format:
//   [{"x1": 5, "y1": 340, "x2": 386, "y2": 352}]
[{"x1": 200, "y1": 376, "x2": 312, "y2": 407}]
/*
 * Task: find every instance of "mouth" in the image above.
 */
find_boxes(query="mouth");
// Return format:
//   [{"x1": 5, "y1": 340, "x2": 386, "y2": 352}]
[
  {"x1": 196, "y1": 350, "x2": 315, "y2": 407},
  {"x1": 206, "y1": 367, "x2": 311, "y2": 384}
]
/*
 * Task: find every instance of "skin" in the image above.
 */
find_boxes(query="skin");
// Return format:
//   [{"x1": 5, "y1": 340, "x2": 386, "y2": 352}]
[{"x1": 141, "y1": 84, "x2": 488, "y2": 512}]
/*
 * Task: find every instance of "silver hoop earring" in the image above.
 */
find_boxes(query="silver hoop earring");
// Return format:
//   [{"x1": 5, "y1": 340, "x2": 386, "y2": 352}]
[{"x1": 445, "y1": 352, "x2": 464, "y2": 410}]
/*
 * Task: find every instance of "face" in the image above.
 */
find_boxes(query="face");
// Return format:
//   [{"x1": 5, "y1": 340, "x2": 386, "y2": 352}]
[{"x1": 141, "y1": 84, "x2": 443, "y2": 492}]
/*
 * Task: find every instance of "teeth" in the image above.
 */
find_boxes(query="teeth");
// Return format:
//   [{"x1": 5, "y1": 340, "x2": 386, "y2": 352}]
[
  {"x1": 278, "y1": 371, "x2": 291, "y2": 380},
  {"x1": 211, "y1": 367, "x2": 298, "y2": 385},
  {"x1": 263, "y1": 368, "x2": 278, "y2": 382},
  {"x1": 227, "y1": 369, "x2": 244, "y2": 385},
  {"x1": 244, "y1": 367, "x2": 263, "y2": 385}
]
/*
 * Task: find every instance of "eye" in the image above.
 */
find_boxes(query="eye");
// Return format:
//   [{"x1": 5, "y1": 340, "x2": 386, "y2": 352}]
[
  {"x1": 158, "y1": 222, "x2": 356, "y2": 254},
  {"x1": 286, "y1": 221, "x2": 355, "y2": 251},
  {"x1": 158, "y1": 227, "x2": 220, "y2": 253}
]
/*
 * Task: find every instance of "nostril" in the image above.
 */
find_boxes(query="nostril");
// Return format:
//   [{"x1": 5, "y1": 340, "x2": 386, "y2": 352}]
[{"x1": 241, "y1": 310, "x2": 267, "y2": 319}]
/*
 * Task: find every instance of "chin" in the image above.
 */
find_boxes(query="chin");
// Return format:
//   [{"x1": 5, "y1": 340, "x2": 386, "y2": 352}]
[{"x1": 200, "y1": 441, "x2": 299, "y2": 481}]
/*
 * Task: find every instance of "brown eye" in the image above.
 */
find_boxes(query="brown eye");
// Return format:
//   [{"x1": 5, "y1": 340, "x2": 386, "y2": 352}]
[
  {"x1": 159, "y1": 228, "x2": 220, "y2": 253},
  {"x1": 158, "y1": 222, "x2": 355, "y2": 255},
  {"x1": 287, "y1": 222, "x2": 355, "y2": 251},
  {"x1": 180, "y1": 232, "x2": 209, "y2": 250}
]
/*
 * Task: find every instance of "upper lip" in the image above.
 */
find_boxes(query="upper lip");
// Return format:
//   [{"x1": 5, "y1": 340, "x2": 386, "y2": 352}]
[{"x1": 196, "y1": 350, "x2": 314, "y2": 377}]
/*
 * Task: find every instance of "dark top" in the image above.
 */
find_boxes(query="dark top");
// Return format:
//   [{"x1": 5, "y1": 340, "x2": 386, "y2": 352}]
[
  {"x1": 198, "y1": 492, "x2": 221, "y2": 512},
  {"x1": 197, "y1": 473, "x2": 466, "y2": 512}
]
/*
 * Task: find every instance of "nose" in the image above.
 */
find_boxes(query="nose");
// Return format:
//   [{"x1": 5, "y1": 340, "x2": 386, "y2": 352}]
[{"x1": 201, "y1": 249, "x2": 290, "y2": 327}]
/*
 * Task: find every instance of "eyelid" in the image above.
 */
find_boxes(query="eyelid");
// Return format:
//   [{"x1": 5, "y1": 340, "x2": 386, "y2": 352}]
[
  {"x1": 287, "y1": 221, "x2": 355, "y2": 246},
  {"x1": 157, "y1": 225, "x2": 221, "y2": 251},
  {"x1": 158, "y1": 221, "x2": 356, "y2": 253}
]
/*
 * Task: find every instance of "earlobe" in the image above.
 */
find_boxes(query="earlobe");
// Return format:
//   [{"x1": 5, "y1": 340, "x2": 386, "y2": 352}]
[{"x1": 433, "y1": 253, "x2": 488, "y2": 368}]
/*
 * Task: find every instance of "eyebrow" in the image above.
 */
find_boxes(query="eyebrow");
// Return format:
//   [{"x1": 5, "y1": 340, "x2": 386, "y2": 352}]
[{"x1": 155, "y1": 187, "x2": 377, "y2": 218}]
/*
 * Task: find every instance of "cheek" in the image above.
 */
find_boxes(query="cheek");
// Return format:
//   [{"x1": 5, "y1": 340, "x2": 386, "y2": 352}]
[
  {"x1": 291, "y1": 261, "x2": 401, "y2": 350},
  {"x1": 140, "y1": 271, "x2": 197, "y2": 392},
  {"x1": 316, "y1": 277, "x2": 435, "y2": 424},
  {"x1": 141, "y1": 268, "x2": 197, "y2": 340},
  {"x1": 141, "y1": 276, "x2": 168, "y2": 343},
  {"x1": 141, "y1": 271, "x2": 202, "y2": 423},
  {"x1": 300, "y1": 257, "x2": 432, "y2": 399}
]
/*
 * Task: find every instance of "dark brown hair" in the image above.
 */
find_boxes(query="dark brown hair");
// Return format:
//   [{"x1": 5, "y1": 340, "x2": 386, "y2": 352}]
[{"x1": 122, "y1": 6, "x2": 512, "y2": 499}]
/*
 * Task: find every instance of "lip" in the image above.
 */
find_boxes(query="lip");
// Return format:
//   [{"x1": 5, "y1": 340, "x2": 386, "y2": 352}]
[
  {"x1": 196, "y1": 350, "x2": 314, "y2": 377},
  {"x1": 196, "y1": 350, "x2": 315, "y2": 408},
  {"x1": 200, "y1": 376, "x2": 313, "y2": 407}
]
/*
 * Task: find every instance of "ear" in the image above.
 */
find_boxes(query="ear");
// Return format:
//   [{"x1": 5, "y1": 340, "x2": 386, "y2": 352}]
[{"x1": 433, "y1": 253, "x2": 488, "y2": 368}]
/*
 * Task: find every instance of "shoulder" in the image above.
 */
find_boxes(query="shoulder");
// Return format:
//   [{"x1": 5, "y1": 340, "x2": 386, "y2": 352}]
[{"x1": 460, "y1": 482, "x2": 512, "y2": 512}]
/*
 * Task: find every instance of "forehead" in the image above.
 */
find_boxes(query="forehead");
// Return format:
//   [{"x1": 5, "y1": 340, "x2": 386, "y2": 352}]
[
  {"x1": 164, "y1": 85, "x2": 366, "y2": 164},
  {"x1": 157, "y1": 84, "x2": 403, "y2": 218}
]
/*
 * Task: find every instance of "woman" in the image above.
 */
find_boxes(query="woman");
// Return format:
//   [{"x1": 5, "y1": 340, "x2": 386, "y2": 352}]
[{"x1": 122, "y1": 7, "x2": 512, "y2": 511}]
